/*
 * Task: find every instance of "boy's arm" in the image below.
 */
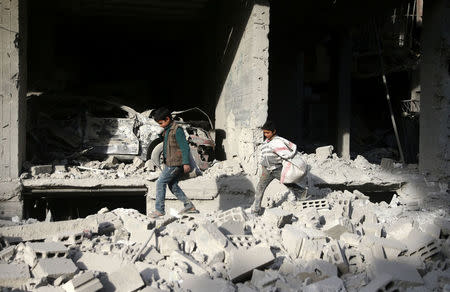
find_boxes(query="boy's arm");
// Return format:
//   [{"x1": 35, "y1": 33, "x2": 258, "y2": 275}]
[{"x1": 175, "y1": 128, "x2": 190, "y2": 165}]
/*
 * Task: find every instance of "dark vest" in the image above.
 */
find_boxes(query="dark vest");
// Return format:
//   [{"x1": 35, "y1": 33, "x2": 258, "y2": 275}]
[{"x1": 165, "y1": 122, "x2": 183, "y2": 166}]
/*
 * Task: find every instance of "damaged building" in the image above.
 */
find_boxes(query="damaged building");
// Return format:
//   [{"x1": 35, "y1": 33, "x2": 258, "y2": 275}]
[{"x1": 0, "y1": 0, "x2": 449, "y2": 291}]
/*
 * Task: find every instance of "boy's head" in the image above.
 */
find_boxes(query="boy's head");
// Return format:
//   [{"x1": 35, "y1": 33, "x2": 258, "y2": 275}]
[
  {"x1": 261, "y1": 120, "x2": 276, "y2": 140},
  {"x1": 152, "y1": 107, "x2": 172, "y2": 128}
]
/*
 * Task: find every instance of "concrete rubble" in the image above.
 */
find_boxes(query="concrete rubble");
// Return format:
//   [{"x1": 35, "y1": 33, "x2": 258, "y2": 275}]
[{"x1": 0, "y1": 154, "x2": 449, "y2": 291}]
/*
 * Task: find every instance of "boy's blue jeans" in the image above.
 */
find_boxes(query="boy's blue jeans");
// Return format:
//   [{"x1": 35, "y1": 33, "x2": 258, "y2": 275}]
[{"x1": 155, "y1": 165, "x2": 193, "y2": 214}]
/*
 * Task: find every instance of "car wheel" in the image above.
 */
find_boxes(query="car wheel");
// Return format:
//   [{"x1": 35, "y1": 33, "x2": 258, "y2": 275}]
[{"x1": 150, "y1": 142, "x2": 164, "y2": 168}]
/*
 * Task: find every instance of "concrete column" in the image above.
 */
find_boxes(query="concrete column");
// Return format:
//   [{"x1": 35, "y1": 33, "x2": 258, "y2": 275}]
[
  {"x1": 337, "y1": 32, "x2": 352, "y2": 160},
  {"x1": 215, "y1": 1, "x2": 270, "y2": 174},
  {"x1": 0, "y1": 0, "x2": 27, "y2": 179},
  {"x1": 419, "y1": 0, "x2": 450, "y2": 180}
]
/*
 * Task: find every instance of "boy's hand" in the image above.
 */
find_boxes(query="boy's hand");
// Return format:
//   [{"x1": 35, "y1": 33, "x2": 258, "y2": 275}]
[{"x1": 183, "y1": 165, "x2": 191, "y2": 173}]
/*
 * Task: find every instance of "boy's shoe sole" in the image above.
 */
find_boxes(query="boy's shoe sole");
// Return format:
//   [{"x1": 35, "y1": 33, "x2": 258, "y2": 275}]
[{"x1": 149, "y1": 210, "x2": 165, "y2": 219}]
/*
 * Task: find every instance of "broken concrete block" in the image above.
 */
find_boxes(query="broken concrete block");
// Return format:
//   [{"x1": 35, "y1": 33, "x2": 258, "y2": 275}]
[
  {"x1": 165, "y1": 222, "x2": 190, "y2": 239},
  {"x1": 369, "y1": 259, "x2": 423, "y2": 285},
  {"x1": 195, "y1": 223, "x2": 236, "y2": 261},
  {"x1": 263, "y1": 207, "x2": 293, "y2": 228},
  {"x1": 322, "y1": 240, "x2": 348, "y2": 274},
  {"x1": 316, "y1": 145, "x2": 334, "y2": 160},
  {"x1": 305, "y1": 259, "x2": 338, "y2": 278},
  {"x1": 51, "y1": 232, "x2": 85, "y2": 246},
  {"x1": 298, "y1": 239, "x2": 324, "y2": 261},
  {"x1": 118, "y1": 209, "x2": 155, "y2": 244},
  {"x1": 180, "y1": 276, "x2": 235, "y2": 292},
  {"x1": 158, "y1": 236, "x2": 179, "y2": 256},
  {"x1": 362, "y1": 222, "x2": 383, "y2": 237},
  {"x1": 0, "y1": 246, "x2": 15, "y2": 262},
  {"x1": 144, "y1": 159, "x2": 157, "y2": 171},
  {"x1": 360, "y1": 273, "x2": 398, "y2": 292},
  {"x1": 24, "y1": 242, "x2": 68, "y2": 267},
  {"x1": 75, "y1": 252, "x2": 125, "y2": 273},
  {"x1": 299, "y1": 199, "x2": 329, "y2": 210},
  {"x1": 131, "y1": 157, "x2": 145, "y2": 170},
  {"x1": 361, "y1": 235, "x2": 407, "y2": 260},
  {"x1": 32, "y1": 258, "x2": 77, "y2": 279},
  {"x1": 250, "y1": 269, "x2": 279, "y2": 290},
  {"x1": 340, "y1": 232, "x2": 361, "y2": 246},
  {"x1": 229, "y1": 246, "x2": 275, "y2": 283},
  {"x1": 385, "y1": 218, "x2": 414, "y2": 240},
  {"x1": 31, "y1": 165, "x2": 53, "y2": 176},
  {"x1": 281, "y1": 226, "x2": 308, "y2": 258},
  {"x1": 214, "y1": 207, "x2": 248, "y2": 224},
  {"x1": 0, "y1": 263, "x2": 30, "y2": 288},
  {"x1": 420, "y1": 222, "x2": 441, "y2": 239},
  {"x1": 102, "y1": 156, "x2": 118, "y2": 169},
  {"x1": 303, "y1": 276, "x2": 345, "y2": 292},
  {"x1": 62, "y1": 271, "x2": 103, "y2": 292},
  {"x1": 144, "y1": 247, "x2": 164, "y2": 264},
  {"x1": 434, "y1": 217, "x2": 450, "y2": 236},
  {"x1": 227, "y1": 235, "x2": 260, "y2": 249},
  {"x1": 325, "y1": 225, "x2": 349, "y2": 240},
  {"x1": 102, "y1": 263, "x2": 145, "y2": 292},
  {"x1": 218, "y1": 220, "x2": 246, "y2": 235},
  {"x1": 404, "y1": 229, "x2": 440, "y2": 261},
  {"x1": 169, "y1": 250, "x2": 208, "y2": 276}
]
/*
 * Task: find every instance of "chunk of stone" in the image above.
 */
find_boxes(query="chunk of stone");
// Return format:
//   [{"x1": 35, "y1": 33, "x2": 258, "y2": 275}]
[
  {"x1": 325, "y1": 225, "x2": 349, "y2": 240},
  {"x1": 263, "y1": 207, "x2": 293, "y2": 228},
  {"x1": 316, "y1": 146, "x2": 334, "y2": 160},
  {"x1": 31, "y1": 165, "x2": 53, "y2": 176},
  {"x1": 250, "y1": 269, "x2": 279, "y2": 290},
  {"x1": 62, "y1": 271, "x2": 103, "y2": 292},
  {"x1": 145, "y1": 248, "x2": 164, "y2": 264},
  {"x1": 340, "y1": 232, "x2": 360, "y2": 246},
  {"x1": 75, "y1": 252, "x2": 125, "y2": 273},
  {"x1": 102, "y1": 263, "x2": 144, "y2": 292},
  {"x1": 0, "y1": 246, "x2": 15, "y2": 261},
  {"x1": 229, "y1": 246, "x2": 275, "y2": 283},
  {"x1": 420, "y1": 222, "x2": 441, "y2": 239},
  {"x1": 360, "y1": 273, "x2": 399, "y2": 292},
  {"x1": 0, "y1": 263, "x2": 30, "y2": 288},
  {"x1": 369, "y1": 259, "x2": 423, "y2": 285},
  {"x1": 281, "y1": 226, "x2": 308, "y2": 258},
  {"x1": 158, "y1": 236, "x2": 179, "y2": 256},
  {"x1": 169, "y1": 250, "x2": 208, "y2": 276},
  {"x1": 218, "y1": 220, "x2": 246, "y2": 235},
  {"x1": 305, "y1": 259, "x2": 338, "y2": 278},
  {"x1": 303, "y1": 276, "x2": 346, "y2": 292},
  {"x1": 102, "y1": 156, "x2": 118, "y2": 169},
  {"x1": 180, "y1": 276, "x2": 235, "y2": 292},
  {"x1": 385, "y1": 218, "x2": 414, "y2": 240},
  {"x1": 434, "y1": 217, "x2": 450, "y2": 236},
  {"x1": 118, "y1": 209, "x2": 155, "y2": 244},
  {"x1": 131, "y1": 157, "x2": 145, "y2": 170},
  {"x1": 195, "y1": 223, "x2": 236, "y2": 261},
  {"x1": 32, "y1": 258, "x2": 77, "y2": 279},
  {"x1": 322, "y1": 240, "x2": 348, "y2": 274}
]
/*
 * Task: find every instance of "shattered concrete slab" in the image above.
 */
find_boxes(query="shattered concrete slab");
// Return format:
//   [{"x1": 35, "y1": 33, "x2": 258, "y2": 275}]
[
  {"x1": 0, "y1": 263, "x2": 30, "y2": 288},
  {"x1": 229, "y1": 245, "x2": 275, "y2": 283},
  {"x1": 32, "y1": 258, "x2": 78, "y2": 279},
  {"x1": 102, "y1": 263, "x2": 145, "y2": 292}
]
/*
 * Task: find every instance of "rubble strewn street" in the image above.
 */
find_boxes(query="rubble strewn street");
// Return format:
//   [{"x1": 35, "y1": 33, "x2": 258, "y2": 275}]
[{"x1": 1, "y1": 152, "x2": 450, "y2": 292}]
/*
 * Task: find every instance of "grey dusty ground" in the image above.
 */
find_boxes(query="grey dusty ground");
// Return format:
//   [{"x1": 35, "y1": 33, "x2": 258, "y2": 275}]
[{"x1": 1, "y1": 151, "x2": 449, "y2": 292}]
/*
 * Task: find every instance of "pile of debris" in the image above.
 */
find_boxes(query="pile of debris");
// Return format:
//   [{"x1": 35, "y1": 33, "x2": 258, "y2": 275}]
[
  {"x1": 1, "y1": 185, "x2": 449, "y2": 291},
  {"x1": 23, "y1": 157, "x2": 160, "y2": 181}
]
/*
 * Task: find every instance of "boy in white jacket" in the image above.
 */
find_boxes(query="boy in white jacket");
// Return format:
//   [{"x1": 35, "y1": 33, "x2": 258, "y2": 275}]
[{"x1": 251, "y1": 121, "x2": 306, "y2": 215}]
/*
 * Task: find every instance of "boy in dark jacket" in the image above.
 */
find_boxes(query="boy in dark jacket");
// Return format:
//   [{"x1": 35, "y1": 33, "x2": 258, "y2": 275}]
[{"x1": 150, "y1": 107, "x2": 197, "y2": 218}]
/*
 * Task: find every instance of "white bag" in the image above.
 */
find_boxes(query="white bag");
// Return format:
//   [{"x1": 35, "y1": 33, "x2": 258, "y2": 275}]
[{"x1": 280, "y1": 152, "x2": 307, "y2": 184}]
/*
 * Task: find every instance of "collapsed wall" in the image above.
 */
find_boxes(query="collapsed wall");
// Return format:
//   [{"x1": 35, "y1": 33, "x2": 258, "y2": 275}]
[{"x1": 215, "y1": 1, "x2": 270, "y2": 175}]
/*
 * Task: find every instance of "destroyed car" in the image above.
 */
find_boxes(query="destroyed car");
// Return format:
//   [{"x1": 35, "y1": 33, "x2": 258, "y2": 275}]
[{"x1": 28, "y1": 96, "x2": 215, "y2": 171}]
